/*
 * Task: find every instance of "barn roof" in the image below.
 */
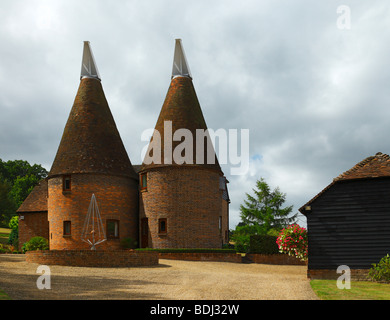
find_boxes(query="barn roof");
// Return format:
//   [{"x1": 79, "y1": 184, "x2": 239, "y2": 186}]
[
  {"x1": 299, "y1": 152, "x2": 390, "y2": 214},
  {"x1": 17, "y1": 178, "x2": 48, "y2": 213}
]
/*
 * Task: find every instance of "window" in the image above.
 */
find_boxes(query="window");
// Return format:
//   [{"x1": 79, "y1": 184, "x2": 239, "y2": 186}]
[
  {"x1": 219, "y1": 216, "x2": 222, "y2": 233},
  {"x1": 63, "y1": 175, "x2": 71, "y2": 191},
  {"x1": 107, "y1": 219, "x2": 119, "y2": 239},
  {"x1": 140, "y1": 173, "x2": 147, "y2": 191},
  {"x1": 63, "y1": 221, "x2": 71, "y2": 236},
  {"x1": 158, "y1": 218, "x2": 167, "y2": 234}
]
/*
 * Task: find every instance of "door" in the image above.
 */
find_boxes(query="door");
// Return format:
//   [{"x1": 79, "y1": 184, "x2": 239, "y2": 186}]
[{"x1": 141, "y1": 218, "x2": 149, "y2": 248}]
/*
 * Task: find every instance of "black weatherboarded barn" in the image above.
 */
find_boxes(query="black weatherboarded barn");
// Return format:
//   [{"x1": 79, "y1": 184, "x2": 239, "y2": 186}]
[{"x1": 299, "y1": 152, "x2": 390, "y2": 280}]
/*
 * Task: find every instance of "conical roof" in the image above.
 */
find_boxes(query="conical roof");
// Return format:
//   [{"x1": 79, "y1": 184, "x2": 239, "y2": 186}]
[
  {"x1": 49, "y1": 43, "x2": 137, "y2": 180},
  {"x1": 141, "y1": 40, "x2": 221, "y2": 174}
]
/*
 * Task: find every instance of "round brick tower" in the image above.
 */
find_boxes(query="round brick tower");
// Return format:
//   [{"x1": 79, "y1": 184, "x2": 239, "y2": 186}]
[
  {"x1": 139, "y1": 39, "x2": 226, "y2": 249},
  {"x1": 48, "y1": 42, "x2": 139, "y2": 250}
]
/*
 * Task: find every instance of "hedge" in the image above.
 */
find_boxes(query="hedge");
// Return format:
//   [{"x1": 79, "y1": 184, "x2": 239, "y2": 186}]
[
  {"x1": 135, "y1": 248, "x2": 237, "y2": 254},
  {"x1": 249, "y1": 235, "x2": 279, "y2": 254}
]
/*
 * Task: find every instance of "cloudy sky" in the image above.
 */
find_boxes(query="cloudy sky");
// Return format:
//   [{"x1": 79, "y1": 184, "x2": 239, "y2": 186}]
[{"x1": 1, "y1": 0, "x2": 389, "y2": 228}]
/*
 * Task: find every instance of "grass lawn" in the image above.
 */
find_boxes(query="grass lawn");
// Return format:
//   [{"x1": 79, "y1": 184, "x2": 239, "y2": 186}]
[
  {"x1": 311, "y1": 279, "x2": 390, "y2": 300},
  {"x1": 0, "y1": 227, "x2": 11, "y2": 245},
  {"x1": 0, "y1": 289, "x2": 10, "y2": 300}
]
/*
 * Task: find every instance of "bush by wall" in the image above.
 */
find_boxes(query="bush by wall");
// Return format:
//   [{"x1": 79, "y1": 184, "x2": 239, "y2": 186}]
[
  {"x1": 136, "y1": 248, "x2": 236, "y2": 254},
  {"x1": 368, "y1": 254, "x2": 390, "y2": 283},
  {"x1": 249, "y1": 235, "x2": 279, "y2": 254},
  {"x1": 22, "y1": 236, "x2": 49, "y2": 253}
]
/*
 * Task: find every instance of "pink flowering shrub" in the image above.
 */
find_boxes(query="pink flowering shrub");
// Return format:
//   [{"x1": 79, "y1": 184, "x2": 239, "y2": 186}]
[{"x1": 276, "y1": 224, "x2": 308, "y2": 261}]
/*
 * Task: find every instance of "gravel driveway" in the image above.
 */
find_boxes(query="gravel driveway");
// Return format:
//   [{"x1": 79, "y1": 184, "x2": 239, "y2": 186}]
[{"x1": 0, "y1": 254, "x2": 318, "y2": 300}]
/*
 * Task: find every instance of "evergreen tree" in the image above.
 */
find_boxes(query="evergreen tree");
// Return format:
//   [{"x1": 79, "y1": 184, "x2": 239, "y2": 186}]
[{"x1": 239, "y1": 177, "x2": 297, "y2": 234}]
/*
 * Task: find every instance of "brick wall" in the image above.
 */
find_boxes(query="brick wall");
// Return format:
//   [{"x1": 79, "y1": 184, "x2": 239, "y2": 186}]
[
  {"x1": 139, "y1": 166, "x2": 224, "y2": 249},
  {"x1": 308, "y1": 269, "x2": 370, "y2": 281},
  {"x1": 159, "y1": 252, "x2": 242, "y2": 263},
  {"x1": 18, "y1": 212, "x2": 49, "y2": 250},
  {"x1": 25, "y1": 250, "x2": 158, "y2": 267},
  {"x1": 48, "y1": 173, "x2": 138, "y2": 250},
  {"x1": 246, "y1": 254, "x2": 307, "y2": 266}
]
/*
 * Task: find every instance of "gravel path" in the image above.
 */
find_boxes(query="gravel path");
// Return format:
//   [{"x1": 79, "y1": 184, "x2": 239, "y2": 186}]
[{"x1": 0, "y1": 254, "x2": 318, "y2": 300}]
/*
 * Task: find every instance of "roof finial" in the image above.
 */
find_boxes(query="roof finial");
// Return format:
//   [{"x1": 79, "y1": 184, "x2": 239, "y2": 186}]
[
  {"x1": 80, "y1": 41, "x2": 101, "y2": 81},
  {"x1": 172, "y1": 39, "x2": 192, "y2": 79}
]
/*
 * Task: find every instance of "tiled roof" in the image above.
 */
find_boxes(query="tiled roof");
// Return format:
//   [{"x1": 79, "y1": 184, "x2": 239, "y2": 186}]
[
  {"x1": 17, "y1": 178, "x2": 48, "y2": 213},
  {"x1": 49, "y1": 78, "x2": 138, "y2": 180},
  {"x1": 299, "y1": 152, "x2": 390, "y2": 214},
  {"x1": 334, "y1": 152, "x2": 390, "y2": 181},
  {"x1": 141, "y1": 76, "x2": 222, "y2": 174}
]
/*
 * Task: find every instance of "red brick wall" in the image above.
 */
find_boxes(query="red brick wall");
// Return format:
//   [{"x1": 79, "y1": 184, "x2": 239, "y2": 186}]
[
  {"x1": 48, "y1": 173, "x2": 138, "y2": 250},
  {"x1": 159, "y1": 252, "x2": 242, "y2": 263},
  {"x1": 221, "y1": 199, "x2": 229, "y2": 244},
  {"x1": 246, "y1": 254, "x2": 307, "y2": 266},
  {"x1": 139, "y1": 166, "x2": 223, "y2": 248},
  {"x1": 18, "y1": 212, "x2": 49, "y2": 250},
  {"x1": 308, "y1": 269, "x2": 370, "y2": 281},
  {"x1": 25, "y1": 250, "x2": 158, "y2": 267}
]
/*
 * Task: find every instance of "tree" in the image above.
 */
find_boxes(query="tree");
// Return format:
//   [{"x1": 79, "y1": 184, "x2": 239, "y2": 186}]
[
  {"x1": 0, "y1": 159, "x2": 48, "y2": 227},
  {"x1": 9, "y1": 174, "x2": 39, "y2": 208},
  {"x1": 0, "y1": 178, "x2": 16, "y2": 227},
  {"x1": 239, "y1": 178, "x2": 297, "y2": 235},
  {"x1": 0, "y1": 159, "x2": 47, "y2": 184}
]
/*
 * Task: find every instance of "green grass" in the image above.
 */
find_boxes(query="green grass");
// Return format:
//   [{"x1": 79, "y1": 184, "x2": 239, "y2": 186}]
[
  {"x1": 0, "y1": 289, "x2": 11, "y2": 300},
  {"x1": 310, "y1": 279, "x2": 390, "y2": 300},
  {"x1": 0, "y1": 228, "x2": 10, "y2": 245}
]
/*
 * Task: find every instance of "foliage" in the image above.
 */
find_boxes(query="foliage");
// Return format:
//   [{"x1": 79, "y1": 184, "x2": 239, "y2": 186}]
[
  {"x1": 120, "y1": 237, "x2": 138, "y2": 249},
  {"x1": 0, "y1": 159, "x2": 48, "y2": 227},
  {"x1": 0, "y1": 159, "x2": 47, "y2": 183},
  {"x1": 368, "y1": 254, "x2": 390, "y2": 283},
  {"x1": 0, "y1": 179, "x2": 15, "y2": 227},
  {"x1": 239, "y1": 178, "x2": 297, "y2": 235},
  {"x1": 276, "y1": 224, "x2": 308, "y2": 261},
  {"x1": 22, "y1": 236, "x2": 49, "y2": 253},
  {"x1": 9, "y1": 175, "x2": 39, "y2": 208},
  {"x1": 7, "y1": 216, "x2": 18, "y2": 247},
  {"x1": 230, "y1": 224, "x2": 260, "y2": 253},
  {"x1": 249, "y1": 235, "x2": 279, "y2": 254},
  {"x1": 8, "y1": 216, "x2": 18, "y2": 230}
]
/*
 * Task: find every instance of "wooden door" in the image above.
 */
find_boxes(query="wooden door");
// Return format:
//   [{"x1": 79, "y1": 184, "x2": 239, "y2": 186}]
[{"x1": 141, "y1": 218, "x2": 149, "y2": 248}]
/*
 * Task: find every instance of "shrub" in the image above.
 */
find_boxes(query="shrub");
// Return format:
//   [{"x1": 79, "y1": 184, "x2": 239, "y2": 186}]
[
  {"x1": 249, "y1": 235, "x2": 279, "y2": 254},
  {"x1": 8, "y1": 215, "x2": 18, "y2": 246},
  {"x1": 22, "y1": 236, "x2": 49, "y2": 253},
  {"x1": 368, "y1": 254, "x2": 390, "y2": 283},
  {"x1": 276, "y1": 224, "x2": 308, "y2": 261},
  {"x1": 230, "y1": 233, "x2": 250, "y2": 253},
  {"x1": 120, "y1": 237, "x2": 138, "y2": 249},
  {"x1": 135, "y1": 248, "x2": 236, "y2": 254}
]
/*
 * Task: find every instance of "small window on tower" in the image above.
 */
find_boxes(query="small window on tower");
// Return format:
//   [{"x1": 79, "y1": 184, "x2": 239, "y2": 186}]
[
  {"x1": 63, "y1": 221, "x2": 71, "y2": 236},
  {"x1": 159, "y1": 218, "x2": 167, "y2": 234},
  {"x1": 107, "y1": 219, "x2": 119, "y2": 239},
  {"x1": 140, "y1": 173, "x2": 147, "y2": 191},
  {"x1": 63, "y1": 175, "x2": 71, "y2": 191}
]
